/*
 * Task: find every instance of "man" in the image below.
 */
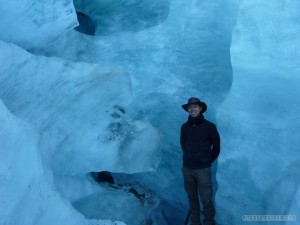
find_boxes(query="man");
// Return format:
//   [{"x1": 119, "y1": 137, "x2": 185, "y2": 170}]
[{"x1": 180, "y1": 97, "x2": 220, "y2": 225}]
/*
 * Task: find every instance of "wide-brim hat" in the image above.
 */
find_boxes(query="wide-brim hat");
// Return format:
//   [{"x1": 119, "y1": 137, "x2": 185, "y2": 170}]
[{"x1": 182, "y1": 97, "x2": 207, "y2": 113}]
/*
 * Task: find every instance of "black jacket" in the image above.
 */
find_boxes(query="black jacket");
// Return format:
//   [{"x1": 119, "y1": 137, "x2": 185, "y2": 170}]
[{"x1": 180, "y1": 114, "x2": 220, "y2": 169}]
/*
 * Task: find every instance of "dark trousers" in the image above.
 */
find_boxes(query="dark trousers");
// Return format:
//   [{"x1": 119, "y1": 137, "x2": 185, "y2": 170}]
[{"x1": 182, "y1": 166, "x2": 215, "y2": 225}]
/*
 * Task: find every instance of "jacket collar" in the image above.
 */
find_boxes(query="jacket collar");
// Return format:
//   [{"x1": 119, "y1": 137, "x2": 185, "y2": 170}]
[{"x1": 187, "y1": 113, "x2": 204, "y2": 125}]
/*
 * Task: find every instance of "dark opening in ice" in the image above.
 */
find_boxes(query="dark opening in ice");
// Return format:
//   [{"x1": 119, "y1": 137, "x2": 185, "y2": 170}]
[{"x1": 74, "y1": 12, "x2": 95, "y2": 36}]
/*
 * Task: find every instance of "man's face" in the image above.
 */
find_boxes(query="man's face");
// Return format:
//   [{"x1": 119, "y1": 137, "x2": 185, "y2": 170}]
[{"x1": 188, "y1": 104, "x2": 202, "y2": 118}]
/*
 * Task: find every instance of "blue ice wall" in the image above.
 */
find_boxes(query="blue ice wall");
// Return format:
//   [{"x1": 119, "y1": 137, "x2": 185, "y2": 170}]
[
  {"x1": 30, "y1": 0, "x2": 238, "y2": 224},
  {"x1": 1, "y1": 0, "x2": 299, "y2": 225}
]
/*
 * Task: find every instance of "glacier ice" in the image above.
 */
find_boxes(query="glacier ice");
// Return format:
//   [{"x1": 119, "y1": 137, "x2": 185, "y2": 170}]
[
  {"x1": 0, "y1": 99, "x2": 125, "y2": 225},
  {"x1": 0, "y1": 0, "x2": 78, "y2": 49},
  {"x1": 0, "y1": 38, "x2": 160, "y2": 224},
  {"x1": 73, "y1": 0, "x2": 170, "y2": 35},
  {"x1": 0, "y1": 40, "x2": 160, "y2": 176},
  {"x1": 1, "y1": 0, "x2": 300, "y2": 225},
  {"x1": 215, "y1": 1, "x2": 300, "y2": 225}
]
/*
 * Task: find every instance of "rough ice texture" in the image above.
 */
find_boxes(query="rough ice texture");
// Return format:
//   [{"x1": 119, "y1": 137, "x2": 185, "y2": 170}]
[
  {"x1": 0, "y1": 41, "x2": 160, "y2": 176},
  {"x1": 1, "y1": 0, "x2": 300, "y2": 224},
  {"x1": 215, "y1": 1, "x2": 300, "y2": 225},
  {"x1": 0, "y1": 99, "x2": 125, "y2": 225},
  {"x1": 0, "y1": 0, "x2": 78, "y2": 49},
  {"x1": 0, "y1": 39, "x2": 160, "y2": 224}
]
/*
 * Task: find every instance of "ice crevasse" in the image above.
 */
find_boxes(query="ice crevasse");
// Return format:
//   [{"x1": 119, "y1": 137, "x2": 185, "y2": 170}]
[{"x1": 0, "y1": 0, "x2": 300, "y2": 225}]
